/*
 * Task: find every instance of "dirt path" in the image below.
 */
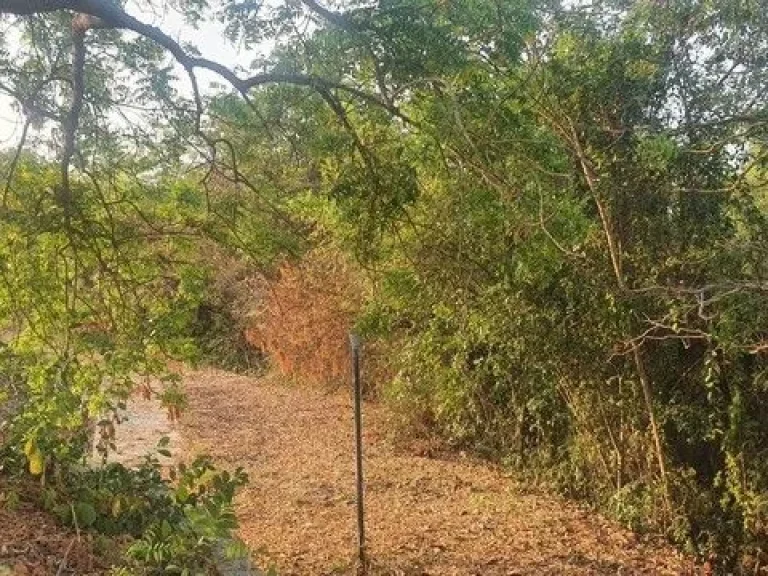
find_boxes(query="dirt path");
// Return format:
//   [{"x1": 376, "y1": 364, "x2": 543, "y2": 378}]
[
  {"x1": 178, "y1": 369, "x2": 691, "y2": 576},
  {"x1": 104, "y1": 393, "x2": 181, "y2": 468}
]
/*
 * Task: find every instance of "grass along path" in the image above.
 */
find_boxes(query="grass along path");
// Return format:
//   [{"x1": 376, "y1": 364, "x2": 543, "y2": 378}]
[{"x1": 178, "y1": 369, "x2": 692, "y2": 575}]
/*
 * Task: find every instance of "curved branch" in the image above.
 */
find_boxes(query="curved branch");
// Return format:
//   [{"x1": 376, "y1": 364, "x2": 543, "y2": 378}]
[
  {"x1": 0, "y1": 0, "x2": 412, "y2": 123},
  {"x1": 299, "y1": 0, "x2": 357, "y2": 30}
]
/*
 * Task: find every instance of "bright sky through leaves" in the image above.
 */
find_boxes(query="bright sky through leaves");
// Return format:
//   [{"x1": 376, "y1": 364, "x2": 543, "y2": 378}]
[{"x1": 0, "y1": 1, "x2": 263, "y2": 145}]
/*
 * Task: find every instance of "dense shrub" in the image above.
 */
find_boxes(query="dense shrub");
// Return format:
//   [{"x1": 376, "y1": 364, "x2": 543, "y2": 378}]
[{"x1": 190, "y1": 248, "x2": 266, "y2": 373}]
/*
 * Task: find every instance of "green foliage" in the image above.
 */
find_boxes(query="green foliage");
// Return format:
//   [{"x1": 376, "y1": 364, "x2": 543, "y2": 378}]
[
  {"x1": 3, "y1": 0, "x2": 768, "y2": 571},
  {"x1": 0, "y1": 157, "x2": 204, "y2": 470},
  {"x1": 36, "y1": 447, "x2": 248, "y2": 575},
  {"x1": 123, "y1": 455, "x2": 248, "y2": 575},
  {"x1": 197, "y1": 0, "x2": 768, "y2": 569},
  {"x1": 0, "y1": 155, "x2": 250, "y2": 571}
]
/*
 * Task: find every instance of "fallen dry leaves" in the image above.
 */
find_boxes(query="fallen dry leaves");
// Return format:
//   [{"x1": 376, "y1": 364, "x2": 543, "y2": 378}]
[
  {"x1": 179, "y1": 368, "x2": 700, "y2": 576},
  {"x1": 0, "y1": 493, "x2": 107, "y2": 575}
]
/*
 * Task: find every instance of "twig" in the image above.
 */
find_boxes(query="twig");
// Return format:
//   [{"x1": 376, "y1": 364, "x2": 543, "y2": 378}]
[
  {"x1": 55, "y1": 537, "x2": 77, "y2": 576},
  {"x1": 2, "y1": 113, "x2": 31, "y2": 207}
]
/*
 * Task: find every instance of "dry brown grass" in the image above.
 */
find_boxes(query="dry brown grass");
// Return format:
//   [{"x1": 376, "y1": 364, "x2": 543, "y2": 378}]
[{"x1": 245, "y1": 248, "x2": 364, "y2": 387}]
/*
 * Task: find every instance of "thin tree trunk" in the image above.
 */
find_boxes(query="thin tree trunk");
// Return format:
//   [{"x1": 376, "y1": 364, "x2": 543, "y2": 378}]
[
  {"x1": 633, "y1": 346, "x2": 671, "y2": 514},
  {"x1": 565, "y1": 120, "x2": 671, "y2": 512}
]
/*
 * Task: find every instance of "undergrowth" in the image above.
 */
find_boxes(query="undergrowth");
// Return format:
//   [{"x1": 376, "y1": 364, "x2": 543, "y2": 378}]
[{"x1": 1, "y1": 438, "x2": 249, "y2": 575}]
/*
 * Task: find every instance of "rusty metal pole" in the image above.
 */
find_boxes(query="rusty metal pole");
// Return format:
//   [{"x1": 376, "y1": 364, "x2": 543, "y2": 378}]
[{"x1": 349, "y1": 333, "x2": 366, "y2": 573}]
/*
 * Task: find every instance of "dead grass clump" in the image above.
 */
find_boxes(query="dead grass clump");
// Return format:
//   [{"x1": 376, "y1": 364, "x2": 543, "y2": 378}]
[{"x1": 245, "y1": 247, "x2": 364, "y2": 386}]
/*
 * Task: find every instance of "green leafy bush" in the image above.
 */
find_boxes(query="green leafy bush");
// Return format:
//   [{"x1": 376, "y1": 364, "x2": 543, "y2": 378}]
[{"x1": 35, "y1": 445, "x2": 249, "y2": 574}]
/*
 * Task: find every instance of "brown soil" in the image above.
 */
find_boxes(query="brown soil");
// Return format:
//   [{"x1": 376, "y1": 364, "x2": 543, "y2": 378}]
[
  {"x1": 0, "y1": 493, "x2": 109, "y2": 575},
  {"x1": 179, "y1": 368, "x2": 695, "y2": 576}
]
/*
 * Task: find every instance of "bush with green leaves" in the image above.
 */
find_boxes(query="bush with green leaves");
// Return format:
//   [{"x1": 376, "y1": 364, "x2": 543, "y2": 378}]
[{"x1": 31, "y1": 443, "x2": 249, "y2": 575}]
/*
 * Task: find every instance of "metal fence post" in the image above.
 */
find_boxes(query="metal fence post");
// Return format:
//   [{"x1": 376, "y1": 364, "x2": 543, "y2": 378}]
[{"x1": 349, "y1": 333, "x2": 366, "y2": 572}]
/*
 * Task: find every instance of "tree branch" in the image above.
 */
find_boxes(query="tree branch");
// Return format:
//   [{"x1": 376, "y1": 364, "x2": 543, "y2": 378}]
[
  {"x1": 2, "y1": 114, "x2": 31, "y2": 207},
  {"x1": 0, "y1": 0, "x2": 410, "y2": 122},
  {"x1": 58, "y1": 17, "x2": 86, "y2": 206},
  {"x1": 299, "y1": 0, "x2": 356, "y2": 30}
]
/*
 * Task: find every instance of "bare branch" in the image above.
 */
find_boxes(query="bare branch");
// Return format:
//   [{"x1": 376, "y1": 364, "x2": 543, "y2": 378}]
[
  {"x1": 184, "y1": 65, "x2": 203, "y2": 134},
  {"x1": 2, "y1": 114, "x2": 31, "y2": 207}
]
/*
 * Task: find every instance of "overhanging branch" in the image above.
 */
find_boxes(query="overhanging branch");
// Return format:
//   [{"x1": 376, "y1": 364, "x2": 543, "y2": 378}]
[
  {"x1": 0, "y1": 0, "x2": 405, "y2": 119},
  {"x1": 1, "y1": 0, "x2": 414, "y2": 206}
]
